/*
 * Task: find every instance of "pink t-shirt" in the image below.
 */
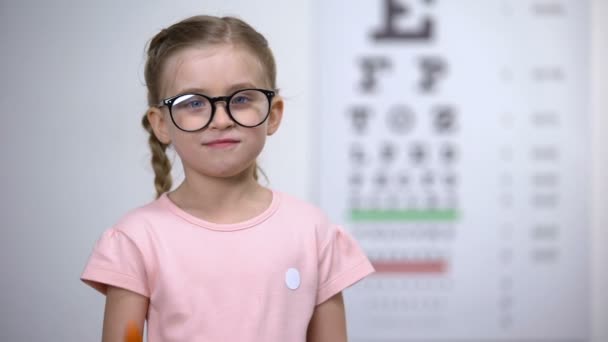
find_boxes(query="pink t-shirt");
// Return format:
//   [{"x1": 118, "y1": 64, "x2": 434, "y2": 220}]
[{"x1": 81, "y1": 190, "x2": 374, "y2": 341}]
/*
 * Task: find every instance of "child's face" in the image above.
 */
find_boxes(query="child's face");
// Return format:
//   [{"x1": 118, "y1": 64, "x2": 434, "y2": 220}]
[{"x1": 148, "y1": 44, "x2": 283, "y2": 179}]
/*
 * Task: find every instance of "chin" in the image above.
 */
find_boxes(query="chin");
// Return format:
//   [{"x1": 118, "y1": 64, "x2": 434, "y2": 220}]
[{"x1": 206, "y1": 164, "x2": 255, "y2": 179}]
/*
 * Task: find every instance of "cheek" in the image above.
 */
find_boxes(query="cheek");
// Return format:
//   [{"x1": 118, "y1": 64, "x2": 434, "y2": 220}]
[
  {"x1": 225, "y1": 127, "x2": 267, "y2": 163},
  {"x1": 248, "y1": 127, "x2": 269, "y2": 150},
  {"x1": 170, "y1": 131, "x2": 199, "y2": 156}
]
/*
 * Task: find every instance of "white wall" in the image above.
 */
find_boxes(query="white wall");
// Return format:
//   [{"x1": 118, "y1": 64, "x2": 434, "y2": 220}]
[
  {"x1": 591, "y1": 0, "x2": 608, "y2": 340},
  {"x1": 0, "y1": 1, "x2": 605, "y2": 341}
]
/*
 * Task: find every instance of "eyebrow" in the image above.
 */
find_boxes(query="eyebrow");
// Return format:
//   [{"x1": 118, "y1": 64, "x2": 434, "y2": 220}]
[{"x1": 174, "y1": 82, "x2": 259, "y2": 97}]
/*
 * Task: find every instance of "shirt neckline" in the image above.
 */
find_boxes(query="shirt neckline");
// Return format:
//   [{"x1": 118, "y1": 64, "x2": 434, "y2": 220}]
[{"x1": 158, "y1": 189, "x2": 281, "y2": 232}]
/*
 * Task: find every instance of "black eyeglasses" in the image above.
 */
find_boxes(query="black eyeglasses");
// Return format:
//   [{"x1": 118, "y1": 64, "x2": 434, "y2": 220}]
[{"x1": 157, "y1": 88, "x2": 275, "y2": 132}]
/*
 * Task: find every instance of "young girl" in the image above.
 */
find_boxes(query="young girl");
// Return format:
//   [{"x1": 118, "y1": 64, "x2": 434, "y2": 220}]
[{"x1": 81, "y1": 15, "x2": 374, "y2": 341}]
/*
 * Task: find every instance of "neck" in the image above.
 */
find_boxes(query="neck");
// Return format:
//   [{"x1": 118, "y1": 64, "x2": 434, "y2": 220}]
[{"x1": 168, "y1": 164, "x2": 269, "y2": 221}]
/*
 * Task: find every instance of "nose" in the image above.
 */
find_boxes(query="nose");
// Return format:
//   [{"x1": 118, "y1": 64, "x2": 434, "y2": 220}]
[{"x1": 208, "y1": 101, "x2": 235, "y2": 130}]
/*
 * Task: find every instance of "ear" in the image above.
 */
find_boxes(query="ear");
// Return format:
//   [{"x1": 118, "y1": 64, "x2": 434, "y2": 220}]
[
  {"x1": 266, "y1": 96, "x2": 284, "y2": 136},
  {"x1": 146, "y1": 107, "x2": 172, "y2": 144}
]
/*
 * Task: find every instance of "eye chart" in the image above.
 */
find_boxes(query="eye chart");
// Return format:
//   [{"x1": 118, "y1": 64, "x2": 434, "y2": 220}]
[{"x1": 317, "y1": 1, "x2": 590, "y2": 341}]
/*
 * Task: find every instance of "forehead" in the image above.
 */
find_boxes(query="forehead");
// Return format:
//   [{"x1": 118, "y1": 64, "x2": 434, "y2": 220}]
[{"x1": 160, "y1": 44, "x2": 267, "y2": 97}]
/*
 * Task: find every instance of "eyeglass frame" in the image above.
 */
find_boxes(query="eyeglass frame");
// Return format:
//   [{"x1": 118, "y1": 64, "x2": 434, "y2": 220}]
[{"x1": 156, "y1": 88, "x2": 276, "y2": 132}]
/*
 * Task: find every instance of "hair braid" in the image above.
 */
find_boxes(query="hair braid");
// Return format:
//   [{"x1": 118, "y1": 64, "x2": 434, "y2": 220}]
[{"x1": 141, "y1": 113, "x2": 172, "y2": 198}]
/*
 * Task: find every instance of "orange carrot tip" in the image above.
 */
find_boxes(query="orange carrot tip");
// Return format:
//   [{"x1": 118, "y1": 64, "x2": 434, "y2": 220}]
[{"x1": 124, "y1": 320, "x2": 142, "y2": 342}]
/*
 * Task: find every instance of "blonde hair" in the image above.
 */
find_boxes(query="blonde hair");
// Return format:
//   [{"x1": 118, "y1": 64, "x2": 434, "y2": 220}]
[{"x1": 142, "y1": 15, "x2": 277, "y2": 198}]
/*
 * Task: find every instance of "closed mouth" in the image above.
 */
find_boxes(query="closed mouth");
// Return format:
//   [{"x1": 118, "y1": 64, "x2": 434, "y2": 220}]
[{"x1": 203, "y1": 139, "x2": 240, "y2": 146}]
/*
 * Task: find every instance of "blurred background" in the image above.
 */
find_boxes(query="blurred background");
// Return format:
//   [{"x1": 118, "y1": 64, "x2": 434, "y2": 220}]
[{"x1": 0, "y1": 0, "x2": 606, "y2": 341}]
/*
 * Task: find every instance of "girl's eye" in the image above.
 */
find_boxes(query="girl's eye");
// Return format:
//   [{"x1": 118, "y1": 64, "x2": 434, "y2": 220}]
[
  {"x1": 173, "y1": 95, "x2": 208, "y2": 111},
  {"x1": 231, "y1": 95, "x2": 250, "y2": 105},
  {"x1": 188, "y1": 100, "x2": 205, "y2": 108}
]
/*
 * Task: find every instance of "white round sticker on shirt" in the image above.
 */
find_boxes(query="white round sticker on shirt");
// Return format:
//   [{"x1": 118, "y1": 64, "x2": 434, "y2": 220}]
[{"x1": 285, "y1": 268, "x2": 300, "y2": 290}]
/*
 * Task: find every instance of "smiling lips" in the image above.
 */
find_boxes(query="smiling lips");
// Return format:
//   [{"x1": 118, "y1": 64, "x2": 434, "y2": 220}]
[{"x1": 203, "y1": 138, "x2": 240, "y2": 148}]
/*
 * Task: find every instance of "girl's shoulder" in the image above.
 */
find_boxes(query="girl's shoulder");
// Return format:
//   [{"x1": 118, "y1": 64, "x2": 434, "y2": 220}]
[
  {"x1": 109, "y1": 195, "x2": 172, "y2": 236},
  {"x1": 271, "y1": 190, "x2": 345, "y2": 241},
  {"x1": 272, "y1": 190, "x2": 331, "y2": 223}
]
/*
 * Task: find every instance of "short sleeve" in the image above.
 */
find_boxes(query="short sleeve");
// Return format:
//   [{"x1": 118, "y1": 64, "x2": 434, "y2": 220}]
[
  {"x1": 316, "y1": 224, "x2": 375, "y2": 305},
  {"x1": 80, "y1": 228, "x2": 150, "y2": 298}
]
